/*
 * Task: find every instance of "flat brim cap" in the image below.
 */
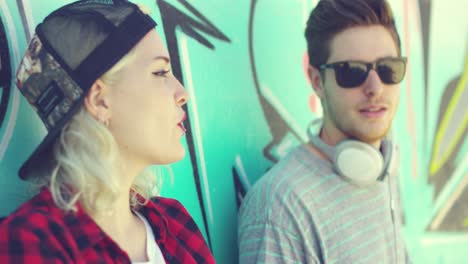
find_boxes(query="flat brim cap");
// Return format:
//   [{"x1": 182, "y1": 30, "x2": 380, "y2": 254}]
[{"x1": 16, "y1": 0, "x2": 156, "y2": 180}]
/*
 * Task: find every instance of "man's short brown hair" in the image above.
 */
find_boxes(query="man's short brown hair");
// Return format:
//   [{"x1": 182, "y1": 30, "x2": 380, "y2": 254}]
[{"x1": 305, "y1": 0, "x2": 401, "y2": 67}]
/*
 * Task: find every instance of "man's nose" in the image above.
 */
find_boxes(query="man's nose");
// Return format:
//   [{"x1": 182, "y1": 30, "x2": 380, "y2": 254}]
[{"x1": 363, "y1": 70, "x2": 384, "y2": 97}]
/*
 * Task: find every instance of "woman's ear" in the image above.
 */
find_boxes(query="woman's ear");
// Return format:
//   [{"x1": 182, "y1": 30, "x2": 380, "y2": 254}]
[
  {"x1": 307, "y1": 65, "x2": 325, "y2": 99},
  {"x1": 84, "y1": 79, "x2": 112, "y2": 122}
]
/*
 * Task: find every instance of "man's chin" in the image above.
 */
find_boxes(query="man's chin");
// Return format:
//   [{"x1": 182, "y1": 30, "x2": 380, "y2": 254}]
[{"x1": 349, "y1": 128, "x2": 390, "y2": 146}]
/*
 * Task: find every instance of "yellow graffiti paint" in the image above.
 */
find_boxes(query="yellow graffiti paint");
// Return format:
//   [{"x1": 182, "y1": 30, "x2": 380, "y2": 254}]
[{"x1": 430, "y1": 52, "x2": 468, "y2": 176}]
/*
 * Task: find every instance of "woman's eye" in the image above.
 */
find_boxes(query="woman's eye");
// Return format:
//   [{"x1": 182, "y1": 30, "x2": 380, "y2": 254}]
[{"x1": 152, "y1": 69, "x2": 171, "y2": 77}]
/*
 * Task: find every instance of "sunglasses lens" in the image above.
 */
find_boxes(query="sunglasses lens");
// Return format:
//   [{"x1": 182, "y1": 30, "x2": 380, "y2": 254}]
[
  {"x1": 377, "y1": 58, "x2": 406, "y2": 84},
  {"x1": 334, "y1": 62, "x2": 368, "y2": 88},
  {"x1": 324, "y1": 57, "x2": 407, "y2": 88}
]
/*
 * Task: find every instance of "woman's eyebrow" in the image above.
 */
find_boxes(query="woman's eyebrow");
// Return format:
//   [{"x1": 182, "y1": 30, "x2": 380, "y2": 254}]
[{"x1": 152, "y1": 56, "x2": 170, "y2": 64}]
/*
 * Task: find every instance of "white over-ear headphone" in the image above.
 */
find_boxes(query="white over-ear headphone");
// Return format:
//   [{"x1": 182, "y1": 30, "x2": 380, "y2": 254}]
[{"x1": 307, "y1": 119, "x2": 398, "y2": 186}]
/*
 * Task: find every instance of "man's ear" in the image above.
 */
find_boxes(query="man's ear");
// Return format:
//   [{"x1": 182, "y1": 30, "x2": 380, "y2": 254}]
[
  {"x1": 83, "y1": 79, "x2": 112, "y2": 121},
  {"x1": 307, "y1": 65, "x2": 325, "y2": 99}
]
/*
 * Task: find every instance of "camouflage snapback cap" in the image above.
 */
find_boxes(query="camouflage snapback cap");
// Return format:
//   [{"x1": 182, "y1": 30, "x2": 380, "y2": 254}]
[{"x1": 15, "y1": 0, "x2": 157, "y2": 180}]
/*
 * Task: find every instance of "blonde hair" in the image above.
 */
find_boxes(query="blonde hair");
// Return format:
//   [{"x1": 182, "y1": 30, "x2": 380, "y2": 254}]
[{"x1": 46, "y1": 44, "x2": 159, "y2": 214}]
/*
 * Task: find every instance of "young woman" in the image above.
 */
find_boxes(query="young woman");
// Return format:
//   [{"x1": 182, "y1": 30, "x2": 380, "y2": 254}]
[{"x1": 0, "y1": 1, "x2": 215, "y2": 263}]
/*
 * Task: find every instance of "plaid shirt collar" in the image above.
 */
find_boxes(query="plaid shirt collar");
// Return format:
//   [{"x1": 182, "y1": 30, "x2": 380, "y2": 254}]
[
  {"x1": 55, "y1": 196, "x2": 171, "y2": 253},
  {"x1": 1, "y1": 188, "x2": 215, "y2": 264}
]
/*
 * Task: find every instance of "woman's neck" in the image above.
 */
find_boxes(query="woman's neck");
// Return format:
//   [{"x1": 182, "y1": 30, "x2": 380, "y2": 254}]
[{"x1": 90, "y1": 188, "x2": 148, "y2": 261}]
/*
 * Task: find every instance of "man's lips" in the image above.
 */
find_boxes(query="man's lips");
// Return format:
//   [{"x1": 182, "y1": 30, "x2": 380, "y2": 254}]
[{"x1": 359, "y1": 105, "x2": 387, "y2": 118}]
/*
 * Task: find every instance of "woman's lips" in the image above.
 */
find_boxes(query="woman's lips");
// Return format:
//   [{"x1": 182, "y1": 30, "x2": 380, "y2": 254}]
[
  {"x1": 178, "y1": 113, "x2": 187, "y2": 132},
  {"x1": 178, "y1": 122, "x2": 186, "y2": 132}
]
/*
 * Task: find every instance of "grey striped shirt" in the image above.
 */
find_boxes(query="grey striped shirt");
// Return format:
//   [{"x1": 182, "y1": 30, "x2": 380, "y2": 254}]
[{"x1": 238, "y1": 144, "x2": 408, "y2": 264}]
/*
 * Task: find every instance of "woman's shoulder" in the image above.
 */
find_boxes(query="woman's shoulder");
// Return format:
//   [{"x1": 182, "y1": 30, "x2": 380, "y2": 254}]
[
  {"x1": 0, "y1": 189, "x2": 68, "y2": 257},
  {"x1": 150, "y1": 196, "x2": 187, "y2": 211},
  {"x1": 143, "y1": 196, "x2": 203, "y2": 235},
  {"x1": 143, "y1": 197, "x2": 216, "y2": 263},
  {"x1": 146, "y1": 196, "x2": 193, "y2": 222},
  {"x1": 0, "y1": 189, "x2": 65, "y2": 236}
]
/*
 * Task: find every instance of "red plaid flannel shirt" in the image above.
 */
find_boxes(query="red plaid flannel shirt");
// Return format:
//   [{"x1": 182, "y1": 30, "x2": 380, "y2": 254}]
[{"x1": 0, "y1": 189, "x2": 215, "y2": 263}]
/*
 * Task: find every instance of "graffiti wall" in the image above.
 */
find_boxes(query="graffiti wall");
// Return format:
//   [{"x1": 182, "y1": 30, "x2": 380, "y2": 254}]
[{"x1": 0, "y1": 0, "x2": 467, "y2": 263}]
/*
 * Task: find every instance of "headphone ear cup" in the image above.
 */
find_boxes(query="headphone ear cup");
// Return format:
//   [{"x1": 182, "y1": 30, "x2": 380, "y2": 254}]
[{"x1": 334, "y1": 140, "x2": 384, "y2": 186}]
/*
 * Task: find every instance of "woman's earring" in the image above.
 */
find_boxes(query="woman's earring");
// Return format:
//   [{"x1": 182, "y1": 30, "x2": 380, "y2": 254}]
[{"x1": 98, "y1": 117, "x2": 109, "y2": 127}]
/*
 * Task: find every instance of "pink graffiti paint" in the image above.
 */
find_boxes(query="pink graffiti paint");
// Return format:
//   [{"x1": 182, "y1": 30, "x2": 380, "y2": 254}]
[{"x1": 403, "y1": 0, "x2": 420, "y2": 179}]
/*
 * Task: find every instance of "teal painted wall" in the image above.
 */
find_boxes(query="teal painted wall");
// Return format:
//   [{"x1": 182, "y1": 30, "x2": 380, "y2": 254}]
[{"x1": 0, "y1": 0, "x2": 466, "y2": 263}]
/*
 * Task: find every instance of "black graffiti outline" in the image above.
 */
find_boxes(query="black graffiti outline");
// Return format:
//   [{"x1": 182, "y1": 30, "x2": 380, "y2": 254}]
[
  {"x1": 232, "y1": 166, "x2": 246, "y2": 209},
  {"x1": 157, "y1": 0, "x2": 231, "y2": 248},
  {"x1": 248, "y1": 0, "x2": 304, "y2": 164},
  {"x1": 0, "y1": 16, "x2": 11, "y2": 130},
  {"x1": 0, "y1": 0, "x2": 34, "y2": 136},
  {"x1": 234, "y1": 0, "x2": 309, "y2": 205}
]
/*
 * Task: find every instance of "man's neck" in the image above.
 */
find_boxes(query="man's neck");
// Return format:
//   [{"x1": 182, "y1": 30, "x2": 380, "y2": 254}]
[{"x1": 320, "y1": 121, "x2": 382, "y2": 148}]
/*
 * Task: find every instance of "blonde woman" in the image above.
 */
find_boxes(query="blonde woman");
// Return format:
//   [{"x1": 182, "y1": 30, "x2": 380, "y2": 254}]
[{"x1": 0, "y1": 1, "x2": 215, "y2": 263}]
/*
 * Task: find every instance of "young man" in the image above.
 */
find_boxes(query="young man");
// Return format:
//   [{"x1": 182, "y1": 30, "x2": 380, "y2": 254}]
[{"x1": 238, "y1": 0, "x2": 411, "y2": 263}]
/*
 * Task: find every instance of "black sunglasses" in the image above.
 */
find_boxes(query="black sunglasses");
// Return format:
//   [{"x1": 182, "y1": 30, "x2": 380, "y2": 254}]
[{"x1": 319, "y1": 57, "x2": 407, "y2": 88}]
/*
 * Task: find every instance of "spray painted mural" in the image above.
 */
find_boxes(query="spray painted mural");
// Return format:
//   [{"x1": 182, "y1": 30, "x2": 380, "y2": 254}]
[{"x1": 0, "y1": 0, "x2": 467, "y2": 263}]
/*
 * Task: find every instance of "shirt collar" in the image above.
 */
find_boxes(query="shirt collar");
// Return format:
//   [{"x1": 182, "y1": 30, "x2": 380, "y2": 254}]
[
  {"x1": 37, "y1": 189, "x2": 169, "y2": 252},
  {"x1": 137, "y1": 199, "x2": 168, "y2": 244}
]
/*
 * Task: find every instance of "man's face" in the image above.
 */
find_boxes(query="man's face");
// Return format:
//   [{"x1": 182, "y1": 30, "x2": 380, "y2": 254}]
[{"x1": 319, "y1": 25, "x2": 401, "y2": 146}]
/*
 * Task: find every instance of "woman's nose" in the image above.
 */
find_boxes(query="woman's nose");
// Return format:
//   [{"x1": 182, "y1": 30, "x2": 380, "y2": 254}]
[{"x1": 174, "y1": 78, "x2": 189, "y2": 106}]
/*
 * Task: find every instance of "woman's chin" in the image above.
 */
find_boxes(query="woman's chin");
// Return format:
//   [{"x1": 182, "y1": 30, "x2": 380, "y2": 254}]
[{"x1": 153, "y1": 147, "x2": 186, "y2": 165}]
